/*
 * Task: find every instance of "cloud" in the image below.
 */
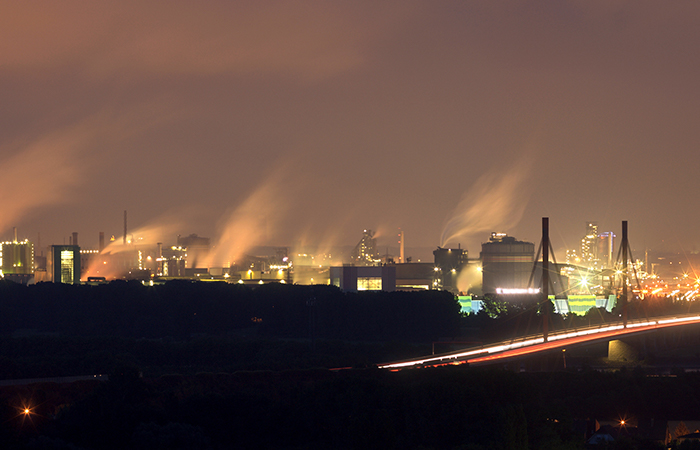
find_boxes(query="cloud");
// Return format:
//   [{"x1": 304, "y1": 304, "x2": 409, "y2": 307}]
[{"x1": 0, "y1": 2, "x2": 404, "y2": 81}]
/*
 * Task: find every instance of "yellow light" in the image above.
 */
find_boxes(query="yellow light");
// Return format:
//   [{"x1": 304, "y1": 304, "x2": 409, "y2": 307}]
[{"x1": 24, "y1": 408, "x2": 30, "y2": 415}]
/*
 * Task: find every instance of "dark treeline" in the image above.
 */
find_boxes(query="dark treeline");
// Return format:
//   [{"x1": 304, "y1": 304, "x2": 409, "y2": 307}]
[
  {"x1": 0, "y1": 280, "x2": 458, "y2": 380},
  {"x1": 0, "y1": 280, "x2": 460, "y2": 342},
  {"x1": 0, "y1": 335, "x2": 425, "y2": 380},
  {"x1": 462, "y1": 294, "x2": 700, "y2": 344},
  {"x1": 6, "y1": 366, "x2": 700, "y2": 449}
]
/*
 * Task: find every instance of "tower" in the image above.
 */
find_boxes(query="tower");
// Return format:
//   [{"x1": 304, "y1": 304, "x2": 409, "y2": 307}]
[
  {"x1": 49, "y1": 245, "x2": 81, "y2": 284},
  {"x1": 581, "y1": 222, "x2": 598, "y2": 266},
  {"x1": 350, "y1": 230, "x2": 378, "y2": 265}
]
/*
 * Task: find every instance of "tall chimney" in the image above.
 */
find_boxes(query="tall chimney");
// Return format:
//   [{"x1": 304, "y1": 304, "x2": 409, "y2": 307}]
[
  {"x1": 398, "y1": 229, "x2": 405, "y2": 264},
  {"x1": 72, "y1": 232, "x2": 79, "y2": 247},
  {"x1": 123, "y1": 210, "x2": 127, "y2": 245},
  {"x1": 99, "y1": 232, "x2": 105, "y2": 253},
  {"x1": 157, "y1": 242, "x2": 163, "y2": 276},
  {"x1": 13, "y1": 227, "x2": 17, "y2": 243}
]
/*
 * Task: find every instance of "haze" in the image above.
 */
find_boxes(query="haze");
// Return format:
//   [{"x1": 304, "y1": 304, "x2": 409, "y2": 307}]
[{"x1": 2, "y1": 1, "x2": 699, "y2": 259}]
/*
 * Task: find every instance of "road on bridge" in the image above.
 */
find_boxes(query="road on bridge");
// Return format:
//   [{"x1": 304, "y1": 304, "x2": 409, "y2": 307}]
[{"x1": 378, "y1": 314, "x2": 700, "y2": 370}]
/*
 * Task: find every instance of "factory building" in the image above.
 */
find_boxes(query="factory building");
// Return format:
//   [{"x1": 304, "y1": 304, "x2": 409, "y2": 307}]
[
  {"x1": 393, "y1": 262, "x2": 434, "y2": 291},
  {"x1": 480, "y1": 232, "x2": 535, "y2": 295},
  {"x1": 159, "y1": 244, "x2": 187, "y2": 277},
  {"x1": 350, "y1": 230, "x2": 379, "y2": 265},
  {"x1": 48, "y1": 245, "x2": 81, "y2": 284},
  {"x1": 1, "y1": 239, "x2": 35, "y2": 284},
  {"x1": 330, "y1": 265, "x2": 396, "y2": 292},
  {"x1": 433, "y1": 247, "x2": 468, "y2": 294},
  {"x1": 177, "y1": 234, "x2": 210, "y2": 269}
]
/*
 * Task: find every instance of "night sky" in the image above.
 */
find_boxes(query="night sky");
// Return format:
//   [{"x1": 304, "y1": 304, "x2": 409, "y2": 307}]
[{"x1": 2, "y1": 1, "x2": 699, "y2": 263}]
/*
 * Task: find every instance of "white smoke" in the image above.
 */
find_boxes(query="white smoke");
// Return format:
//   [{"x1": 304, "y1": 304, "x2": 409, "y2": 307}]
[
  {"x1": 0, "y1": 124, "x2": 90, "y2": 234},
  {"x1": 440, "y1": 160, "x2": 533, "y2": 247},
  {"x1": 204, "y1": 171, "x2": 292, "y2": 268}
]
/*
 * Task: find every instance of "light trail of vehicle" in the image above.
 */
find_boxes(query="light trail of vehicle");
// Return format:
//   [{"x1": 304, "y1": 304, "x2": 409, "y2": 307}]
[{"x1": 378, "y1": 314, "x2": 700, "y2": 370}]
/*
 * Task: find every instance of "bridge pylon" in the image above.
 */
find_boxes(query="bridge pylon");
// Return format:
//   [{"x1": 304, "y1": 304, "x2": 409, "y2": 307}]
[
  {"x1": 529, "y1": 217, "x2": 565, "y2": 342},
  {"x1": 542, "y1": 217, "x2": 550, "y2": 341},
  {"x1": 621, "y1": 221, "x2": 628, "y2": 328},
  {"x1": 614, "y1": 221, "x2": 642, "y2": 329}
]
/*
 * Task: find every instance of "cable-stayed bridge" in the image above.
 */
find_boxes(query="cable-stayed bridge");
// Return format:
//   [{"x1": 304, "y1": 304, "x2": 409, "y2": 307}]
[
  {"x1": 380, "y1": 218, "x2": 699, "y2": 371},
  {"x1": 378, "y1": 313, "x2": 700, "y2": 370}
]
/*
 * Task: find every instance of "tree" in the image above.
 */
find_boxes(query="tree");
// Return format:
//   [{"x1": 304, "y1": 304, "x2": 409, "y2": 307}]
[{"x1": 675, "y1": 421, "x2": 691, "y2": 440}]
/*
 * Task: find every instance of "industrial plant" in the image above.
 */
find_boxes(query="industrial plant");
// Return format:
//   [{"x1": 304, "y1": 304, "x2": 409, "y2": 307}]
[{"x1": 2, "y1": 210, "x2": 692, "y2": 322}]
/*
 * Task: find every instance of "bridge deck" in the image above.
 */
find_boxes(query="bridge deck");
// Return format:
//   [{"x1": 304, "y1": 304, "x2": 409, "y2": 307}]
[{"x1": 378, "y1": 314, "x2": 700, "y2": 370}]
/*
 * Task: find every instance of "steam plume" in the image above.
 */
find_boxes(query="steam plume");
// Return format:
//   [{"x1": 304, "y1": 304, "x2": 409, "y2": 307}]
[
  {"x1": 0, "y1": 121, "x2": 97, "y2": 235},
  {"x1": 440, "y1": 160, "x2": 533, "y2": 247},
  {"x1": 204, "y1": 172, "x2": 292, "y2": 268}
]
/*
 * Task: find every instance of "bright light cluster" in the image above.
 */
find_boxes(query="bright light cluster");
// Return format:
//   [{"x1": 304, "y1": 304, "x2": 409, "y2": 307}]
[{"x1": 495, "y1": 288, "x2": 540, "y2": 294}]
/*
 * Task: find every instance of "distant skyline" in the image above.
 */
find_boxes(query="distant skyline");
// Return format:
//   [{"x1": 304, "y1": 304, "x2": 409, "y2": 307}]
[{"x1": 2, "y1": 2, "x2": 700, "y2": 262}]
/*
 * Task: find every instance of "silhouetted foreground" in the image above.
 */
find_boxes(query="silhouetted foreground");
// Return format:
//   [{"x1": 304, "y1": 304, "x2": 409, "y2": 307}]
[
  {"x1": 4, "y1": 366, "x2": 700, "y2": 449},
  {"x1": 4, "y1": 280, "x2": 699, "y2": 448},
  {"x1": 0, "y1": 280, "x2": 462, "y2": 381},
  {"x1": 0, "y1": 335, "x2": 425, "y2": 380},
  {"x1": 0, "y1": 280, "x2": 460, "y2": 342}
]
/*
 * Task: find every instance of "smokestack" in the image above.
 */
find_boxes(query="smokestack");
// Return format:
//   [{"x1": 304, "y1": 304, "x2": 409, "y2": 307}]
[
  {"x1": 398, "y1": 229, "x2": 405, "y2": 264},
  {"x1": 123, "y1": 210, "x2": 127, "y2": 245},
  {"x1": 13, "y1": 227, "x2": 17, "y2": 243},
  {"x1": 72, "y1": 232, "x2": 78, "y2": 247},
  {"x1": 99, "y1": 232, "x2": 105, "y2": 253},
  {"x1": 157, "y1": 242, "x2": 163, "y2": 276}
]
